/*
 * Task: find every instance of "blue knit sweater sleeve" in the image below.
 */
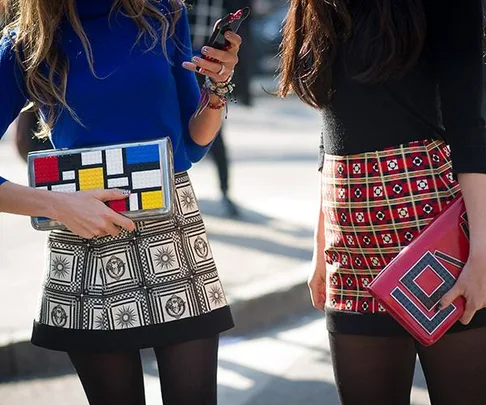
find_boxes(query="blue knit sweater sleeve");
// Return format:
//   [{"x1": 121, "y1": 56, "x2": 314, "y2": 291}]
[
  {"x1": 0, "y1": 34, "x2": 28, "y2": 186},
  {"x1": 171, "y1": 6, "x2": 213, "y2": 163}
]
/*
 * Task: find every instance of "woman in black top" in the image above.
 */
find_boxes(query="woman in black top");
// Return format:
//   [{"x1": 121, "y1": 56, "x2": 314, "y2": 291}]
[{"x1": 280, "y1": 1, "x2": 486, "y2": 404}]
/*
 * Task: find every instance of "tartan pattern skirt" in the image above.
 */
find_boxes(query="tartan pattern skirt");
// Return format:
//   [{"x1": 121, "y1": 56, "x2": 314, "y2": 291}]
[{"x1": 321, "y1": 139, "x2": 460, "y2": 318}]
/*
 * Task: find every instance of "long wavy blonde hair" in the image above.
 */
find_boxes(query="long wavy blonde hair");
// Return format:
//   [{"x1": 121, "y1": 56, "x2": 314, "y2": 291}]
[{"x1": 3, "y1": 0, "x2": 182, "y2": 138}]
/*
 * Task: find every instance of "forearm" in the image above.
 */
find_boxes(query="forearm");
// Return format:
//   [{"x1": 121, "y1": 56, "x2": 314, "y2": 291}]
[
  {"x1": 188, "y1": 93, "x2": 225, "y2": 146},
  {"x1": 457, "y1": 173, "x2": 486, "y2": 258},
  {"x1": 0, "y1": 181, "x2": 61, "y2": 219}
]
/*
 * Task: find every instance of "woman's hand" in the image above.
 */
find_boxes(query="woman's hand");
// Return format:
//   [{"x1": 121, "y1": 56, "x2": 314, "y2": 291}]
[
  {"x1": 52, "y1": 189, "x2": 136, "y2": 239},
  {"x1": 438, "y1": 254, "x2": 486, "y2": 324},
  {"x1": 308, "y1": 248, "x2": 327, "y2": 311},
  {"x1": 182, "y1": 30, "x2": 242, "y2": 83}
]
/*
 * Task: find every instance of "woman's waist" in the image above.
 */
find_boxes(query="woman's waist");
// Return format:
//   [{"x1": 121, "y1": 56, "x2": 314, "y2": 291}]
[
  {"x1": 321, "y1": 138, "x2": 453, "y2": 186},
  {"x1": 323, "y1": 138, "x2": 447, "y2": 161}
]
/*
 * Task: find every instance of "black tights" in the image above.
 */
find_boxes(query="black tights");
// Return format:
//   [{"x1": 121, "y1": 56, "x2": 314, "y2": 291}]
[
  {"x1": 68, "y1": 335, "x2": 219, "y2": 405},
  {"x1": 329, "y1": 327, "x2": 486, "y2": 405}
]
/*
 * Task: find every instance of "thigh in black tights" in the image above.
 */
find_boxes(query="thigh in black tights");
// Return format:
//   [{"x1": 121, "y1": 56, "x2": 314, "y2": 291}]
[
  {"x1": 329, "y1": 333, "x2": 417, "y2": 405},
  {"x1": 416, "y1": 327, "x2": 486, "y2": 405},
  {"x1": 68, "y1": 335, "x2": 219, "y2": 405},
  {"x1": 154, "y1": 335, "x2": 219, "y2": 405},
  {"x1": 68, "y1": 350, "x2": 146, "y2": 405},
  {"x1": 329, "y1": 327, "x2": 486, "y2": 405}
]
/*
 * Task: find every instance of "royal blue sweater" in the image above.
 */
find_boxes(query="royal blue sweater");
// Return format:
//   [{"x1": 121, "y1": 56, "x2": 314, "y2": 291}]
[{"x1": 0, "y1": 0, "x2": 208, "y2": 186}]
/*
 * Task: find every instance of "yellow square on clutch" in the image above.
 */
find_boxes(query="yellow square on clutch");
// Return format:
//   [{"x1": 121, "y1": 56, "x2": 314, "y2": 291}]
[
  {"x1": 141, "y1": 190, "x2": 165, "y2": 209},
  {"x1": 79, "y1": 168, "x2": 104, "y2": 190}
]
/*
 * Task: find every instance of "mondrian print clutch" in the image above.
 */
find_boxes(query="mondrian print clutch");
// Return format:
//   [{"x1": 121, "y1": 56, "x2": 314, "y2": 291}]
[
  {"x1": 367, "y1": 196, "x2": 468, "y2": 346},
  {"x1": 27, "y1": 138, "x2": 174, "y2": 231}
]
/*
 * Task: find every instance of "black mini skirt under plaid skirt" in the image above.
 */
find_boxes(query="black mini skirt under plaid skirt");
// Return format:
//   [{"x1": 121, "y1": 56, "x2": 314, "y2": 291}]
[
  {"x1": 322, "y1": 139, "x2": 486, "y2": 336},
  {"x1": 31, "y1": 172, "x2": 234, "y2": 352}
]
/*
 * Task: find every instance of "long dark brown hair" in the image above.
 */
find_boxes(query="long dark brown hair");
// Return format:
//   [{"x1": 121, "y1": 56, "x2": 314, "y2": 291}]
[{"x1": 278, "y1": 0, "x2": 427, "y2": 108}]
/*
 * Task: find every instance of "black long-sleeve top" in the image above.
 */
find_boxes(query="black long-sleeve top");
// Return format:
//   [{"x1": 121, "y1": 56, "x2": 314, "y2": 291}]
[{"x1": 318, "y1": 0, "x2": 486, "y2": 174}]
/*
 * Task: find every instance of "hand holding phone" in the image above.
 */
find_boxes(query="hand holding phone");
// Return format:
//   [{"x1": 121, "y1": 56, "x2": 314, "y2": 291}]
[
  {"x1": 205, "y1": 7, "x2": 250, "y2": 53},
  {"x1": 182, "y1": 7, "x2": 248, "y2": 83}
]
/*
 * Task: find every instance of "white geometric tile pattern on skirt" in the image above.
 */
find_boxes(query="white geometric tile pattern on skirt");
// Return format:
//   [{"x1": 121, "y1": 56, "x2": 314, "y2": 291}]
[{"x1": 36, "y1": 172, "x2": 228, "y2": 331}]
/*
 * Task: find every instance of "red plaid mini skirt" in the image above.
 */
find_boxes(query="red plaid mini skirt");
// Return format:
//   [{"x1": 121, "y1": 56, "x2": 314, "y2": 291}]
[{"x1": 321, "y1": 139, "x2": 482, "y2": 334}]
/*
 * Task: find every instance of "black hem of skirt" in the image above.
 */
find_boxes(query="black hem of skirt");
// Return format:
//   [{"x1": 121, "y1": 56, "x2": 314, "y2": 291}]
[
  {"x1": 31, "y1": 306, "x2": 234, "y2": 353},
  {"x1": 325, "y1": 307, "x2": 486, "y2": 337}
]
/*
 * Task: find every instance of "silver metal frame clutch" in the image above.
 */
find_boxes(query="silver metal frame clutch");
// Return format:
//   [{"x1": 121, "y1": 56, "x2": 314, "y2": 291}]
[{"x1": 27, "y1": 138, "x2": 175, "y2": 231}]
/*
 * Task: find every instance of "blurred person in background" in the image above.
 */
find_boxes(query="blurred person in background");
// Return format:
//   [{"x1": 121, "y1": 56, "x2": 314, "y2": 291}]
[
  {"x1": 0, "y1": 0, "x2": 243, "y2": 404},
  {"x1": 188, "y1": 0, "x2": 254, "y2": 217},
  {"x1": 280, "y1": 1, "x2": 486, "y2": 404}
]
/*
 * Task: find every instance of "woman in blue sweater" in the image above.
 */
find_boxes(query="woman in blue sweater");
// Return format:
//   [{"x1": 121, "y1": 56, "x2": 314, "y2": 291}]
[{"x1": 0, "y1": 0, "x2": 241, "y2": 404}]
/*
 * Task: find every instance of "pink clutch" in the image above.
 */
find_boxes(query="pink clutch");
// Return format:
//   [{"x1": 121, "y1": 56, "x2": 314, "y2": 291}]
[{"x1": 367, "y1": 196, "x2": 468, "y2": 346}]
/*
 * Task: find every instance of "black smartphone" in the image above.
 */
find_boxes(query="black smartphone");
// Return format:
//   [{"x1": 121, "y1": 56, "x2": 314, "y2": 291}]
[{"x1": 205, "y1": 7, "x2": 250, "y2": 51}]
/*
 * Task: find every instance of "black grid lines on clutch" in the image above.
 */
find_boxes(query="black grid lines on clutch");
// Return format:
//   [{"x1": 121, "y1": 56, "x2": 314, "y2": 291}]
[{"x1": 148, "y1": 279, "x2": 200, "y2": 324}]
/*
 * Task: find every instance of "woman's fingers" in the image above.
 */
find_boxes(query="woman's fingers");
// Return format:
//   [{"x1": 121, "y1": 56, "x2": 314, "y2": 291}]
[
  {"x1": 109, "y1": 210, "x2": 136, "y2": 233},
  {"x1": 191, "y1": 56, "x2": 235, "y2": 76},
  {"x1": 89, "y1": 188, "x2": 130, "y2": 202},
  {"x1": 103, "y1": 221, "x2": 122, "y2": 237},
  {"x1": 460, "y1": 300, "x2": 478, "y2": 325},
  {"x1": 308, "y1": 277, "x2": 326, "y2": 311},
  {"x1": 201, "y1": 45, "x2": 239, "y2": 63},
  {"x1": 60, "y1": 189, "x2": 135, "y2": 239},
  {"x1": 182, "y1": 60, "x2": 233, "y2": 83},
  {"x1": 438, "y1": 282, "x2": 463, "y2": 311},
  {"x1": 222, "y1": 31, "x2": 242, "y2": 52},
  {"x1": 181, "y1": 31, "x2": 242, "y2": 83}
]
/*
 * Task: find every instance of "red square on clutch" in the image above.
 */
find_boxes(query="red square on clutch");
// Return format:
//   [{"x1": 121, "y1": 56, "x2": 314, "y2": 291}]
[
  {"x1": 415, "y1": 266, "x2": 444, "y2": 296},
  {"x1": 108, "y1": 199, "x2": 128, "y2": 213},
  {"x1": 367, "y1": 197, "x2": 468, "y2": 346},
  {"x1": 34, "y1": 156, "x2": 59, "y2": 184}
]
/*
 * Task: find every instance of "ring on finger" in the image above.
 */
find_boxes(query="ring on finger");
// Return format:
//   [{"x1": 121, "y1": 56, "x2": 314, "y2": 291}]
[{"x1": 217, "y1": 63, "x2": 226, "y2": 76}]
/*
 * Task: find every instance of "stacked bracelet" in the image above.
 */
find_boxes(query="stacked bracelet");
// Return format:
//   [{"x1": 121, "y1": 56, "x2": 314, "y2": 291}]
[
  {"x1": 204, "y1": 75, "x2": 236, "y2": 99},
  {"x1": 193, "y1": 75, "x2": 236, "y2": 118}
]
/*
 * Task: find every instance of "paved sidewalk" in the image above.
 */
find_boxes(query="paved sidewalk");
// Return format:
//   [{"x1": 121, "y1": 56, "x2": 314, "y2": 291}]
[
  {"x1": 0, "y1": 313, "x2": 432, "y2": 405},
  {"x1": 0, "y1": 90, "x2": 323, "y2": 378}
]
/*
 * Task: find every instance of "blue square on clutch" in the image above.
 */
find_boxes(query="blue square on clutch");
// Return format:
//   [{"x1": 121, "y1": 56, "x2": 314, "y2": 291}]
[{"x1": 125, "y1": 144, "x2": 160, "y2": 164}]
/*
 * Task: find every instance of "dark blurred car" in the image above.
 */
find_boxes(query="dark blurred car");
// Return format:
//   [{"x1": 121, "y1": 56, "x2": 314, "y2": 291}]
[{"x1": 251, "y1": 4, "x2": 287, "y2": 75}]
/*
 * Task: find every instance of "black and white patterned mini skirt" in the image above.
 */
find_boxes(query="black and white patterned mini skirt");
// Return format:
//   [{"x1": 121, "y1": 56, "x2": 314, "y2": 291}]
[{"x1": 31, "y1": 172, "x2": 234, "y2": 352}]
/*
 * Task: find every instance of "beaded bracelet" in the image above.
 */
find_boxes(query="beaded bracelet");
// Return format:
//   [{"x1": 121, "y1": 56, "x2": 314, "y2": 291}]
[{"x1": 193, "y1": 76, "x2": 236, "y2": 118}]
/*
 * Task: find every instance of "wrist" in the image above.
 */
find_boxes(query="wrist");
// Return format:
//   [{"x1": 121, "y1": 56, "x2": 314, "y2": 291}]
[
  {"x1": 45, "y1": 190, "x2": 68, "y2": 221},
  {"x1": 208, "y1": 93, "x2": 226, "y2": 110},
  {"x1": 468, "y1": 250, "x2": 486, "y2": 264}
]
